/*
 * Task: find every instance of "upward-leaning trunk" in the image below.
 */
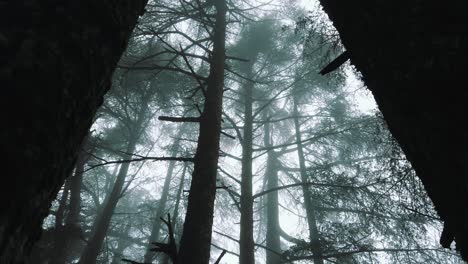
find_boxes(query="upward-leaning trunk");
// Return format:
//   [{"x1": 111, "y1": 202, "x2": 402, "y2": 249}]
[
  {"x1": 263, "y1": 119, "x2": 282, "y2": 264},
  {"x1": 79, "y1": 141, "x2": 136, "y2": 264},
  {"x1": 178, "y1": 0, "x2": 227, "y2": 263},
  {"x1": 239, "y1": 61, "x2": 256, "y2": 264},
  {"x1": 292, "y1": 97, "x2": 323, "y2": 264},
  {"x1": 0, "y1": 2, "x2": 147, "y2": 261},
  {"x1": 144, "y1": 139, "x2": 181, "y2": 263}
]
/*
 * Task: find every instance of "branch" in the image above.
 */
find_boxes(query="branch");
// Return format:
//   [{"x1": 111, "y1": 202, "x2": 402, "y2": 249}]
[
  {"x1": 214, "y1": 250, "x2": 227, "y2": 264},
  {"x1": 86, "y1": 156, "x2": 194, "y2": 172},
  {"x1": 253, "y1": 182, "x2": 362, "y2": 199},
  {"x1": 158, "y1": 116, "x2": 201, "y2": 122},
  {"x1": 150, "y1": 214, "x2": 178, "y2": 263},
  {"x1": 221, "y1": 131, "x2": 236, "y2": 139},
  {"x1": 319, "y1": 50, "x2": 349, "y2": 75}
]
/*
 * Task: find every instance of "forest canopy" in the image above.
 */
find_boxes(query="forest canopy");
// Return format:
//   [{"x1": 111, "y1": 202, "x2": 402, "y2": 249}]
[{"x1": 30, "y1": 0, "x2": 463, "y2": 263}]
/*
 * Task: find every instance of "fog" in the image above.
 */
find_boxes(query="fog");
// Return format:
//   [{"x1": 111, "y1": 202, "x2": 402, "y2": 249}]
[{"x1": 33, "y1": 0, "x2": 463, "y2": 263}]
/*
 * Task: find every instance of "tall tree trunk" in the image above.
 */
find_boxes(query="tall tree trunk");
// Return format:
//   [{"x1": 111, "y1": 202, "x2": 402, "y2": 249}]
[
  {"x1": 178, "y1": 1, "x2": 227, "y2": 263},
  {"x1": 79, "y1": 141, "x2": 137, "y2": 264},
  {"x1": 0, "y1": 2, "x2": 147, "y2": 261},
  {"x1": 263, "y1": 119, "x2": 282, "y2": 264},
  {"x1": 292, "y1": 97, "x2": 324, "y2": 264},
  {"x1": 239, "y1": 61, "x2": 255, "y2": 264},
  {"x1": 144, "y1": 139, "x2": 181, "y2": 263}
]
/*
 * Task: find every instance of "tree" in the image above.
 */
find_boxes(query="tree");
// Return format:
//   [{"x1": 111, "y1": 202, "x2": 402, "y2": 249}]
[
  {"x1": 80, "y1": 67, "x2": 157, "y2": 263},
  {"x1": 0, "y1": 1, "x2": 147, "y2": 261},
  {"x1": 318, "y1": 1, "x2": 468, "y2": 259},
  {"x1": 177, "y1": 0, "x2": 227, "y2": 262}
]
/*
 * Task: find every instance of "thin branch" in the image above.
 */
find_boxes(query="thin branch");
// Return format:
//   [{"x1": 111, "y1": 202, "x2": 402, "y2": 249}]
[
  {"x1": 86, "y1": 157, "x2": 194, "y2": 172},
  {"x1": 158, "y1": 116, "x2": 201, "y2": 122}
]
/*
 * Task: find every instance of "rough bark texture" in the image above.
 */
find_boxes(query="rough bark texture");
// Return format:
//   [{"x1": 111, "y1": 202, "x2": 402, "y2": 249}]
[
  {"x1": 178, "y1": 0, "x2": 227, "y2": 263},
  {"x1": 0, "y1": 1, "x2": 147, "y2": 262},
  {"x1": 318, "y1": 0, "x2": 468, "y2": 260}
]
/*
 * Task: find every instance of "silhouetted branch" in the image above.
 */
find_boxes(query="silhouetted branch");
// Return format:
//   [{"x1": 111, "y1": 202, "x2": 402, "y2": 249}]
[
  {"x1": 158, "y1": 116, "x2": 201, "y2": 122},
  {"x1": 86, "y1": 157, "x2": 194, "y2": 172},
  {"x1": 253, "y1": 182, "x2": 367, "y2": 199},
  {"x1": 150, "y1": 214, "x2": 178, "y2": 263},
  {"x1": 221, "y1": 131, "x2": 236, "y2": 139},
  {"x1": 319, "y1": 50, "x2": 349, "y2": 75},
  {"x1": 214, "y1": 250, "x2": 227, "y2": 264}
]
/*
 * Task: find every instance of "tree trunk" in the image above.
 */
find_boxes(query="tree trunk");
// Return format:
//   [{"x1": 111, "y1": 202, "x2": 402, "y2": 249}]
[
  {"x1": 292, "y1": 97, "x2": 324, "y2": 264},
  {"x1": 178, "y1": 0, "x2": 227, "y2": 263},
  {"x1": 144, "y1": 139, "x2": 181, "y2": 263},
  {"x1": 0, "y1": 2, "x2": 147, "y2": 262},
  {"x1": 79, "y1": 141, "x2": 136, "y2": 264},
  {"x1": 318, "y1": 1, "x2": 468, "y2": 259},
  {"x1": 239, "y1": 61, "x2": 255, "y2": 264},
  {"x1": 263, "y1": 120, "x2": 282, "y2": 264}
]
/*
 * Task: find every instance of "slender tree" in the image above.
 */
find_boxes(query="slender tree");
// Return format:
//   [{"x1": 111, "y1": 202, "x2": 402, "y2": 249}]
[{"x1": 178, "y1": 0, "x2": 227, "y2": 262}]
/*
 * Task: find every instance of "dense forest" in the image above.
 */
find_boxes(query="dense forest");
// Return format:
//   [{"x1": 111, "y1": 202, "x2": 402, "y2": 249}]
[{"x1": 2, "y1": 0, "x2": 466, "y2": 263}]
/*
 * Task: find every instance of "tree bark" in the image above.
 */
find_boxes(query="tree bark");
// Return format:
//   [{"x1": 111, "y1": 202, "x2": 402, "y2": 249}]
[
  {"x1": 292, "y1": 97, "x2": 324, "y2": 264},
  {"x1": 0, "y1": 1, "x2": 147, "y2": 262},
  {"x1": 263, "y1": 120, "x2": 282, "y2": 264},
  {"x1": 318, "y1": 1, "x2": 468, "y2": 259},
  {"x1": 178, "y1": 0, "x2": 227, "y2": 263}
]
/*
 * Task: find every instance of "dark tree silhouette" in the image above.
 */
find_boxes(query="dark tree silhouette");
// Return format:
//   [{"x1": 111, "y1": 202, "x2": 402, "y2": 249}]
[
  {"x1": 0, "y1": 1, "x2": 147, "y2": 262},
  {"x1": 318, "y1": 0, "x2": 468, "y2": 259}
]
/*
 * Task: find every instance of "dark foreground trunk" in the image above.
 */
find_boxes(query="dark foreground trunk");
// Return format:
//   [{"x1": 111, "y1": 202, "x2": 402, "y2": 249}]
[
  {"x1": 178, "y1": 0, "x2": 227, "y2": 263},
  {"x1": 318, "y1": 0, "x2": 468, "y2": 259},
  {"x1": 0, "y1": 1, "x2": 147, "y2": 262}
]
